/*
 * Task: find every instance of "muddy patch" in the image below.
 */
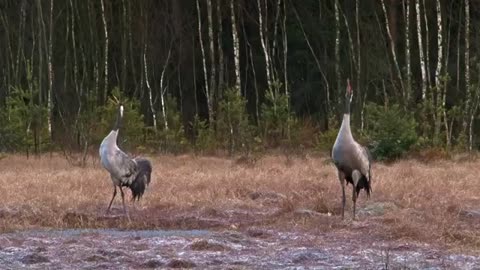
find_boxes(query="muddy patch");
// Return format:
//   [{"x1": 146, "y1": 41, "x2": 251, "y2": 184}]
[{"x1": 0, "y1": 228, "x2": 478, "y2": 269}]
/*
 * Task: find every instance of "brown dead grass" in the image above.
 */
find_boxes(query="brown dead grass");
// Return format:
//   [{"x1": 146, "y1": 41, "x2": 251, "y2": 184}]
[{"x1": 0, "y1": 153, "x2": 480, "y2": 252}]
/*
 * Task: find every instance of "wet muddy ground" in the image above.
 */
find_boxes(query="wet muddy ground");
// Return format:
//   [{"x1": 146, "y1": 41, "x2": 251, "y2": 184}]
[{"x1": 0, "y1": 224, "x2": 479, "y2": 269}]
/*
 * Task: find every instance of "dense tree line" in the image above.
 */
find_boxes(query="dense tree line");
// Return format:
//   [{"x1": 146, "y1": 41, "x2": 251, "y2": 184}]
[{"x1": 0, "y1": 0, "x2": 479, "y2": 158}]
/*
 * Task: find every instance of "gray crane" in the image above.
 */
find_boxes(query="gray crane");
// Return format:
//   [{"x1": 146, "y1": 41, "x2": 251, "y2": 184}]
[
  {"x1": 99, "y1": 104, "x2": 152, "y2": 215},
  {"x1": 331, "y1": 79, "x2": 372, "y2": 220}
]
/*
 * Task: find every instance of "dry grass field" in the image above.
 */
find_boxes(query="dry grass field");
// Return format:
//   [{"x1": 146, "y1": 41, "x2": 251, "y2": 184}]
[{"x1": 1, "y1": 153, "x2": 480, "y2": 267}]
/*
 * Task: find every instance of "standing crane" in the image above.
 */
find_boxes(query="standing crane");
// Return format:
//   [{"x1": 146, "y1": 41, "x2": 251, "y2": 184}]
[
  {"x1": 99, "y1": 104, "x2": 152, "y2": 215},
  {"x1": 331, "y1": 79, "x2": 372, "y2": 220}
]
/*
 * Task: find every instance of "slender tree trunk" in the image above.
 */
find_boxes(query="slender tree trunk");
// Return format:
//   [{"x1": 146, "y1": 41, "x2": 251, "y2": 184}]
[
  {"x1": 159, "y1": 44, "x2": 173, "y2": 131},
  {"x1": 340, "y1": 7, "x2": 356, "y2": 82},
  {"x1": 244, "y1": 15, "x2": 259, "y2": 124},
  {"x1": 272, "y1": 0, "x2": 281, "y2": 60},
  {"x1": 121, "y1": 0, "x2": 127, "y2": 92},
  {"x1": 416, "y1": 0, "x2": 427, "y2": 101},
  {"x1": 0, "y1": 12, "x2": 13, "y2": 90},
  {"x1": 422, "y1": 0, "x2": 431, "y2": 88},
  {"x1": 433, "y1": 0, "x2": 443, "y2": 143},
  {"x1": 192, "y1": 34, "x2": 199, "y2": 117},
  {"x1": 14, "y1": 0, "x2": 26, "y2": 85},
  {"x1": 282, "y1": 0, "x2": 288, "y2": 97},
  {"x1": 443, "y1": 4, "x2": 452, "y2": 148},
  {"x1": 456, "y1": 3, "x2": 462, "y2": 100},
  {"x1": 381, "y1": 0, "x2": 405, "y2": 104},
  {"x1": 216, "y1": 0, "x2": 225, "y2": 100},
  {"x1": 334, "y1": 0, "x2": 341, "y2": 109},
  {"x1": 257, "y1": 0, "x2": 272, "y2": 88},
  {"x1": 206, "y1": 0, "x2": 216, "y2": 124},
  {"x1": 100, "y1": 0, "x2": 109, "y2": 103},
  {"x1": 292, "y1": 4, "x2": 330, "y2": 116},
  {"x1": 47, "y1": 0, "x2": 53, "y2": 139},
  {"x1": 404, "y1": 0, "x2": 411, "y2": 103},
  {"x1": 143, "y1": 44, "x2": 157, "y2": 131},
  {"x1": 127, "y1": 0, "x2": 137, "y2": 94},
  {"x1": 36, "y1": 0, "x2": 44, "y2": 105},
  {"x1": 231, "y1": 0, "x2": 241, "y2": 91},
  {"x1": 196, "y1": 0, "x2": 213, "y2": 126},
  {"x1": 70, "y1": 0, "x2": 82, "y2": 137},
  {"x1": 464, "y1": 0, "x2": 472, "y2": 150}
]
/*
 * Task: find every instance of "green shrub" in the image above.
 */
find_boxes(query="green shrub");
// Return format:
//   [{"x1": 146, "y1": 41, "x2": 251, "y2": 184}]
[
  {"x1": 261, "y1": 81, "x2": 293, "y2": 147},
  {"x1": 217, "y1": 88, "x2": 254, "y2": 154},
  {"x1": 192, "y1": 115, "x2": 216, "y2": 154},
  {"x1": 0, "y1": 87, "x2": 49, "y2": 153},
  {"x1": 155, "y1": 95, "x2": 189, "y2": 153},
  {"x1": 365, "y1": 102, "x2": 418, "y2": 160}
]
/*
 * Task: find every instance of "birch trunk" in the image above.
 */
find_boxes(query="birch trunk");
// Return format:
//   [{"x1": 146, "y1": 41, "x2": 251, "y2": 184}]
[
  {"x1": 216, "y1": 0, "x2": 225, "y2": 99},
  {"x1": 257, "y1": 0, "x2": 272, "y2": 88},
  {"x1": 36, "y1": 0, "x2": 43, "y2": 105},
  {"x1": 143, "y1": 44, "x2": 157, "y2": 131},
  {"x1": 159, "y1": 44, "x2": 173, "y2": 131},
  {"x1": 121, "y1": 0, "x2": 127, "y2": 92},
  {"x1": 206, "y1": 0, "x2": 216, "y2": 124},
  {"x1": 422, "y1": 0, "x2": 431, "y2": 87},
  {"x1": 356, "y1": 0, "x2": 364, "y2": 130},
  {"x1": 433, "y1": 0, "x2": 443, "y2": 142},
  {"x1": 465, "y1": 0, "x2": 472, "y2": 150},
  {"x1": 231, "y1": 0, "x2": 241, "y2": 91},
  {"x1": 416, "y1": 0, "x2": 427, "y2": 101},
  {"x1": 196, "y1": 0, "x2": 213, "y2": 125},
  {"x1": 381, "y1": 0, "x2": 405, "y2": 103},
  {"x1": 127, "y1": 0, "x2": 137, "y2": 93},
  {"x1": 100, "y1": 0, "x2": 109, "y2": 103},
  {"x1": 404, "y1": 0, "x2": 411, "y2": 103},
  {"x1": 14, "y1": 0, "x2": 26, "y2": 85},
  {"x1": 272, "y1": 0, "x2": 281, "y2": 60},
  {"x1": 282, "y1": 0, "x2": 288, "y2": 96},
  {"x1": 443, "y1": 5, "x2": 452, "y2": 148},
  {"x1": 334, "y1": 0, "x2": 341, "y2": 107},
  {"x1": 47, "y1": 0, "x2": 53, "y2": 137},
  {"x1": 192, "y1": 34, "x2": 199, "y2": 117},
  {"x1": 340, "y1": 8, "x2": 356, "y2": 78}
]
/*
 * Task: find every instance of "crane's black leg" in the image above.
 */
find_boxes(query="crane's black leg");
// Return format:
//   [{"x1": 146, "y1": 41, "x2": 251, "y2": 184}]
[
  {"x1": 352, "y1": 171, "x2": 361, "y2": 220},
  {"x1": 352, "y1": 184, "x2": 357, "y2": 220},
  {"x1": 119, "y1": 186, "x2": 127, "y2": 215},
  {"x1": 338, "y1": 170, "x2": 346, "y2": 219},
  {"x1": 106, "y1": 186, "x2": 117, "y2": 214}
]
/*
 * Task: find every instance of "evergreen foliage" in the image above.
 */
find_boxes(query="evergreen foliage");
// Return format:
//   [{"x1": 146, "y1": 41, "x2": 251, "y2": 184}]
[
  {"x1": 217, "y1": 88, "x2": 253, "y2": 154},
  {"x1": 365, "y1": 103, "x2": 418, "y2": 160}
]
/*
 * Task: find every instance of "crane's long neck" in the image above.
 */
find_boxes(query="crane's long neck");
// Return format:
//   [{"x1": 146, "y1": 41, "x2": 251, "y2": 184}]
[
  {"x1": 103, "y1": 130, "x2": 119, "y2": 147},
  {"x1": 338, "y1": 113, "x2": 353, "y2": 140},
  {"x1": 339, "y1": 97, "x2": 353, "y2": 140},
  {"x1": 113, "y1": 107, "x2": 123, "y2": 131},
  {"x1": 344, "y1": 97, "x2": 351, "y2": 115}
]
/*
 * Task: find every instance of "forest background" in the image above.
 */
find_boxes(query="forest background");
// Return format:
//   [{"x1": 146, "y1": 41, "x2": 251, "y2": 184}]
[{"x1": 0, "y1": 0, "x2": 477, "y2": 162}]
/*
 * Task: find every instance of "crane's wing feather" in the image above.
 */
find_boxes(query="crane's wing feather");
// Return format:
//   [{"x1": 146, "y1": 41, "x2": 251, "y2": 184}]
[
  {"x1": 352, "y1": 142, "x2": 371, "y2": 179},
  {"x1": 112, "y1": 149, "x2": 137, "y2": 178}
]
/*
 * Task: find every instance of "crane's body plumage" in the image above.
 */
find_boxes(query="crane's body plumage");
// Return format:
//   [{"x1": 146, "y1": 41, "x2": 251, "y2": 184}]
[
  {"x1": 332, "y1": 80, "x2": 372, "y2": 219},
  {"x1": 99, "y1": 105, "x2": 152, "y2": 215}
]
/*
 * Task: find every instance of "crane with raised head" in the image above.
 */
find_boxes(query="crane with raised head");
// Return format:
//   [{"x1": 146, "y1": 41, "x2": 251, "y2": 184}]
[
  {"x1": 331, "y1": 79, "x2": 372, "y2": 220},
  {"x1": 99, "y1": 104, "x2": 152, "y2": 215}
]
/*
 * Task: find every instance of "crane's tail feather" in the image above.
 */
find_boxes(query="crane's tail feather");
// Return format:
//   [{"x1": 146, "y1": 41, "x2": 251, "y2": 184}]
[
  {"x1": 129, "y1": 158, "x2": 152, "y2": 201},
  {"x1": 356, "y1": 174, "x2": 371, "y2": 198}
]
